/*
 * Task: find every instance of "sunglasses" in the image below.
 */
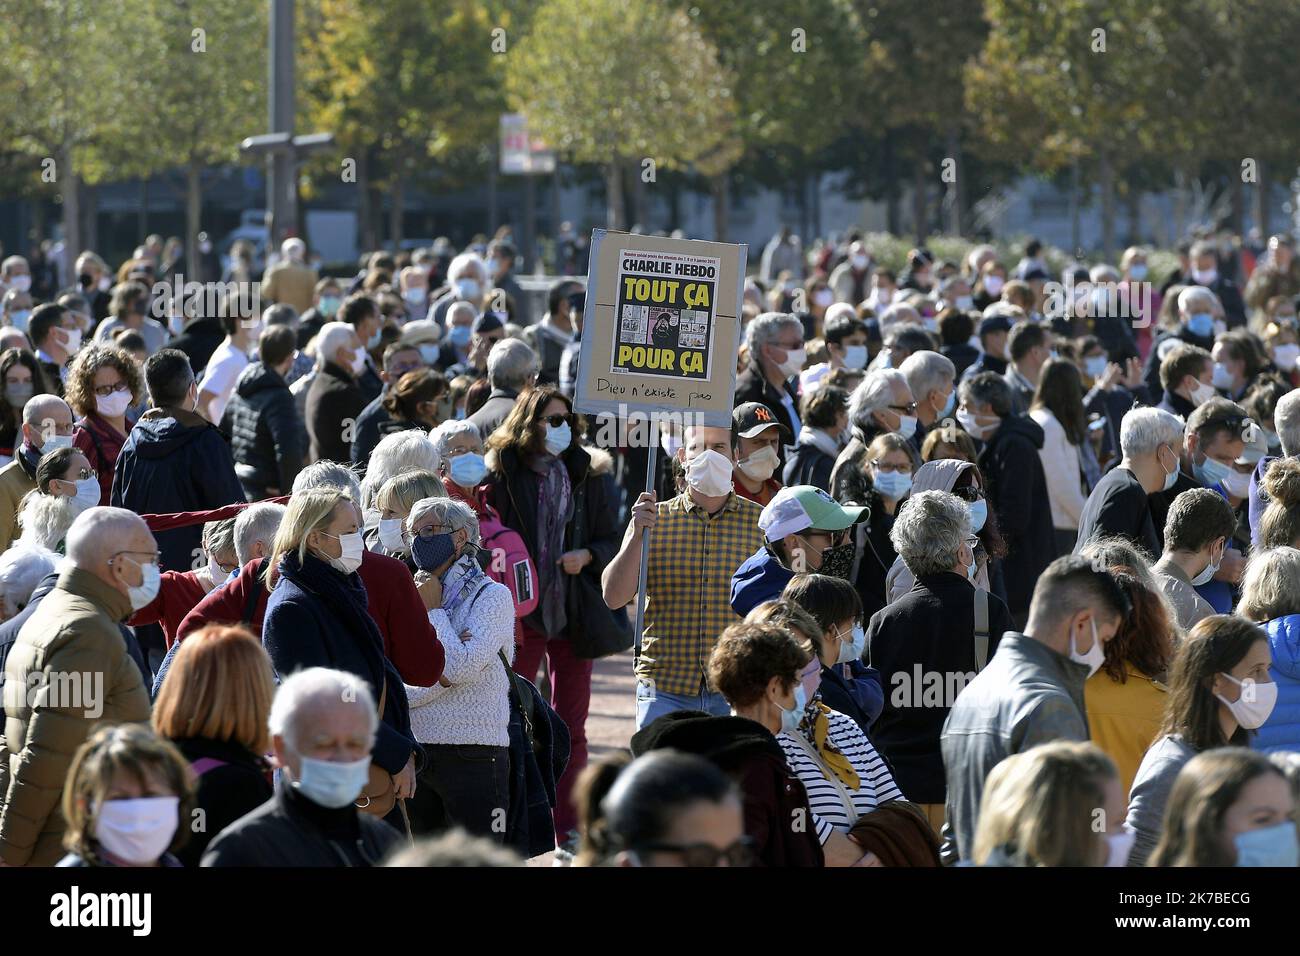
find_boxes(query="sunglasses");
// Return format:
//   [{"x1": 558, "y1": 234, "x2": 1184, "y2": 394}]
[
  {"x1": 634, "y1": 838, "x2": 755, "y2": 867},
  {"x1": 540, "y1": 413, "x2": 575, "y2": 429},
  {"x1": 951, "y1": 485, "x2": 985, "y2": 503}
]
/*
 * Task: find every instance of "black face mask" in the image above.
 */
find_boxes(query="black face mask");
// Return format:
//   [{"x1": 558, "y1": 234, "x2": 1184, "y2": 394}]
[{"x1": 818, "y1": 541, "x2": 856, "y2": 580}]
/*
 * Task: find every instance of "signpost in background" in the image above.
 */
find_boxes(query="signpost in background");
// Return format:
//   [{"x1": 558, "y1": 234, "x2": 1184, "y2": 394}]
[
  {"x1": 499, "y1": 113, "x2": 556, "y2": 274},
  {"x1": 574, "y1": 229, "x2": 748, "y2": 654}
]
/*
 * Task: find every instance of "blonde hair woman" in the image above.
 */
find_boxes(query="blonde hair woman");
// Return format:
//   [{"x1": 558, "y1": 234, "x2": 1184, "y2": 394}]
[
  {"x1": 372, "y1": 469, "x2": 446, "y2": 560},
  {"x1": 261, "y1": 488, "x2": 419, "y2": 820},
  {"x1": 59, "y1": 724, "x2": 195, "y2": 868},
  {"x1": 973, "y1": 741, "x2": 1130, "y2": 867},
  {"x1": 152, "y1": 625, "x2": 276, "y2": 866}
]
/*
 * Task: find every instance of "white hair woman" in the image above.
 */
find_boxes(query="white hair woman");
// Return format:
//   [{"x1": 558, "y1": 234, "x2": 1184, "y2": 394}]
[
  {"x1": 358, "y1": 429, "x2": 440, "y2": 521},
  {"x1": 0, "y1": 545, "x2": 56, "y2": 621},
  {"x1": 371, "y1": 469, "x2": 446, "y2": 560},
  {"x1": 430, "y1": 419, "x2": 488, "y2": 507},
  {"x1": 401, "y1": 495, "x2": 515, "y2": 841},
  {"x1": 260, "y1": 488, "x2": 419, "y2": 827}
]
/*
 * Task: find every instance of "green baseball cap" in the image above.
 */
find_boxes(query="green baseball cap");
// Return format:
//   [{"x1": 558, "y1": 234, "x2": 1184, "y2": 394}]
[{"x1": 758, "y1": 485, "x2": 869, "y2": 541}]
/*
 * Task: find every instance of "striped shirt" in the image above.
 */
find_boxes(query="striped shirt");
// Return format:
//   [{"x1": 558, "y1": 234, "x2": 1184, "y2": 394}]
[
  {"x1": 635, "y1": 491, "x2": 765, "y2": 697},
  {"x1": 779, "y1": 709, "x2": 905, "y2": 843}
]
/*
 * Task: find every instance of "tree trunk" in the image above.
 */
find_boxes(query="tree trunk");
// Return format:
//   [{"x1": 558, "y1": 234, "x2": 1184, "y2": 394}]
[
  {"x1": 80, "y1": 181, "x2": 98, "y2": 255},
  {"x1": 1231, "y1": 175, "x2": 1245, "y2": 237},
  {"x1": 1254, "y1": 160, "x2": 1270, "y2": 239},
  {"x1": 711, "y1": 172, "x2": 729, "y2": 242},
  {"x1": 945, "y1": 125, "x2": 963, "y2": 237},
  {"x1": 59, "y1": 146, "x2": 81, "y2": 284},
  {"x1": 357, "y1": 149, "x2": 376, "y2": 252},
  {"x1": 884, "y1": 138, "x2": 901, "y2": 234},
  {"x1": 629, "y1": 159, "x2": 646, "y2": 230},
  {"x1": 186, "y1": 161, "x2": 202, "y2": 290},
  {"x1": 1099, "y1": 151, "x2": 1115, "y2": 261},
  {"x1": 389, "y1": 174, "x2": 404, "y2": 249},
  {"x1": 912, "y1": 154, "x2": 928, "y2": 243},
  {"x1": 605, "y1": 162, "x2": 625, "y2": 230},
  {"x1": 1125, "y1": 181, "x2": 1141, "y2": 247},
  {"x1": 139, "y1": 177, "x2": 149, "y2": 243},
  {"x1": 1172, "y1": 166, "x2": 1186, "y2": 243},
  {"x1": 487, "y1": 143, "x2": 498, "y2": 235},
  {"x1": 1069, "y1": 158, "x2": 1081, "y2": 255}
]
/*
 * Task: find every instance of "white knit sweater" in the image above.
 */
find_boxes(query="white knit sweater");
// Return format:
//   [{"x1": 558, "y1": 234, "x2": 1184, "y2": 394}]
[{"x1": 404, "y1": 559, "x2": 516, "y2": 747}]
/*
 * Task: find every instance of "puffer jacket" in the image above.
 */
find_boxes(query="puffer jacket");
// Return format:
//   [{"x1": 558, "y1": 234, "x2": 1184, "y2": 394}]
[
  {"x1": 1255, "y1": 614, "x2": 1300, "y2": 754},
  {"x1": 0, "y1": 567, "x2": 151, "y2": 866},
  {"x1": 939, "y1": 632, "x2": 1090, "y2": 864},
  {"x1": 225, "y1": 361, "x2": 305, "y2": 497}
]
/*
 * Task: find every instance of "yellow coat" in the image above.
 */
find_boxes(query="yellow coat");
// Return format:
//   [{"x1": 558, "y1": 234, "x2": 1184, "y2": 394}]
[{"x1": 1085, "y1": 666, "x2": 1168, "y2": 796}]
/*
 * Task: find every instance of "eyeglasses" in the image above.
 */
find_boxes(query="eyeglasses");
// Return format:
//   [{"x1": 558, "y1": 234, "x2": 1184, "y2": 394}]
[
  {"x1": 951, "y1": 485, "x2": 985, "y2": 503},
  {"x1": 93, "y1": 382, "x2": 130, "y2": 398},
  {"x1": 634, "y1": 837, "x2": 755, "y2": 867},
  {"x1": 540, "y1": 413, "x2": 575, "y2": 429},
  {"x1": 888, "y1": 403, "x2": 918, "y2": 416},
  {"x1": 72, "y1": 468, "x2": 97, "y2": 481},
  {"x1": 402, "y1": 524, "x2": 451, "y2": 545},
  {"x1": 871, "y1": 458, "x2": 912, "y2": 474},
  {"x1": 110, "y1": 549, "x2": 161, "y2": 567}
]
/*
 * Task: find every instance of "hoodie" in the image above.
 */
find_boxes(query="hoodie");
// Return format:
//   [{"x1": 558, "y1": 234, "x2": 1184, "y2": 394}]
[
  {"x1": 630, "y1": 711, "x2": 824, "y2": 867},
  {"x1": 227, "y1": 361, "x2": 305, "y2": 495},
  {"x1": 884, "y1": 458, "x2": 992, "y2": 603},
  {"x1": 977, "y1": 413, "x2": 1054, "y2": 615},
  {"x1": 111, "y1": 407, "x2": 245, "y2": 573},
  {"x1": 1256, "y1": 614, "x2": 1300, "y2": 754}
]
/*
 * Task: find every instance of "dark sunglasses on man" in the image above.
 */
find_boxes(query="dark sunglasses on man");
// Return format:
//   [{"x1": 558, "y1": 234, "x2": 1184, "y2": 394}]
[{"x1": 630, "y1": 837, "x2": 755, "y2": 867}]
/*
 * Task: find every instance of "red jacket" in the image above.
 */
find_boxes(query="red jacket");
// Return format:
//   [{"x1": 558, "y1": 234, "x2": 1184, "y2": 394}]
[
  {"x1": 177, "y1": 550, "x2": 445, "y2": 686},
  {"x1": 129, "y1": 569, "x2": 210, "y2": 649}
]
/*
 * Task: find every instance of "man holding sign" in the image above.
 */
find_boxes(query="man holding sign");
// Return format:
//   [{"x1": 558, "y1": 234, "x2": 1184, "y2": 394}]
[{"x1": 602, "y1": 424, "x2": 764, "y2": 729}]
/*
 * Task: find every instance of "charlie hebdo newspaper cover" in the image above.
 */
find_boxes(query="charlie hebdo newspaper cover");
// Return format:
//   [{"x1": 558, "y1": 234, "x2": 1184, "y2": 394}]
[{"x1": 611, "y1": 248, "x2": 720, "y2": 382}]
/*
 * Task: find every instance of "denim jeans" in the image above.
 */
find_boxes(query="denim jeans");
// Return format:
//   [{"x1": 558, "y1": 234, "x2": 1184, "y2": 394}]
[{"x1": 635, "y1": 680, "x2": 731, "y2": 730}]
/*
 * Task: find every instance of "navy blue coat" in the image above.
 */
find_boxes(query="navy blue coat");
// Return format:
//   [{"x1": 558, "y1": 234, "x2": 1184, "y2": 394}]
[
  {"x1": 262, "y1": 554, "x2": 417, "y2": 775},
  {"x1": 505, "y1": 670, "x2": 571, "y2": 856},
  {"x1": 110, "y1": 407, "x2": 245, "y2": 573}
]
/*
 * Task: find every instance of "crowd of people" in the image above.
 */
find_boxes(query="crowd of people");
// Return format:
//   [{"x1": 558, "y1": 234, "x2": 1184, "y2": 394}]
[{"x1": 0, "y1": 222, "x2": 1298, "y2": 869}]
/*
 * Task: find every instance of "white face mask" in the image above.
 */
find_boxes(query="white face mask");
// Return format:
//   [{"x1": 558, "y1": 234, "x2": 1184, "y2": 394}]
[
  {"x1": 1188, "y1": 380, "x2": 1217, "y2": 407},
  {"x1": 736, "y1": 445, "x2": 780, "y2": 482},
  {"x1": 72, "y1": 477, "x2": 101, "y2": 511},
  {"x1": 775, "y1": 346, "x2": 806, "y2": 379},
  {"x1": 841, "y1": 344, "x2": 868, "y2": 370},
  {"x1": 350, "y1": 346, "x2": 368, "y2": 376},
  {"x1": 1190, "y1": 542, "x2": 1222, "y2": 586},
  {"x1": 1216, "y1": 672, "x2": 1278, "y2": 730},
  {"x1": 850, "y1": 254, "x2": 870, "y2": 271},
  {"x1": 1069, "y1": 616, "x2": 1106, "y2": 678},
  {"x1": 684, "y1": 449, "x2": 734, "y2": 497},
  {"x1": 321, "y1": 530, "x2": 366, "y2": 575},
  {"x1": 1192, "y1": 268, "x2": 1219, "y2": 285},
  {"x1": 96, "y1": 389, "x2": 132, "y2": 418},
  {"x1": 1221, "y1": 468, "x2": 1251, "y2": 499},
  {"x1": 41, "y1": 433, "x2": 74, "y2": 454},
  {"x1": 9, "y1": 274, "x2": 30, "y2": 293},
  {"x1": 59, "y1": 327, "x2": 83, "y2": 355},
  {"x1": 94, "y1": 796, "x2": 179, "y2": 864},
  {"x1": 378, "y1": 518, "x2": 406, "y2": 552},
  {"x1": 1272, "y1": 344, "x2": 1300, "y2": 370}
]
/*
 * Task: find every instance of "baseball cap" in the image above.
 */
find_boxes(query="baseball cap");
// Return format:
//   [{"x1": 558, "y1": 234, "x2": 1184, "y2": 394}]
[
  {"x1": 1236, "y1": 418, "x2": 1269, "y2": 465},
  {"x1": 758, "y1": 485, "x2": 868, "y2": 541},
  {"x1": 399, "y1": 318, "x2": 442, "y2": 346},
  {"x1": 734, "y1": 402, "x2": 792, "y2": 440},
  {"x1": 472, "y1": 311, "x2": 505, "y2": 334}
]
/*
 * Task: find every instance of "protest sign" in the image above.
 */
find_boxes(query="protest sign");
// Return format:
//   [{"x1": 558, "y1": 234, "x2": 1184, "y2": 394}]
[{"x1": 574, "y1": 229, "x2": 747, "y2": 429}]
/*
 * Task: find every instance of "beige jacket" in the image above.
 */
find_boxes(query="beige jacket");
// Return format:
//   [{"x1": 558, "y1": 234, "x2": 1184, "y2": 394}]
[
  {"x1": 0, "y1": 455, "x2": 36, "y2": 552},
  {"x1": 0, "y1": 567, "x2": 150, "y2": 866}
]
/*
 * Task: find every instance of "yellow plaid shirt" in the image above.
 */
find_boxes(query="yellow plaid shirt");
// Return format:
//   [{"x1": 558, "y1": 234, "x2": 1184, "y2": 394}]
[{"x1": 635, "y1": 491, "x2": 765, "y2": 697}]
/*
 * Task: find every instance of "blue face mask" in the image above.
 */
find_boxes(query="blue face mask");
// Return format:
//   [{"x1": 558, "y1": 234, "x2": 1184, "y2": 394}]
[
  {"x1": 1187, "y1": 312, "x2": 1214, "y2": 338},
  {"x1": 874, "y1": 470, "x2": 913, "y2": 500},
  {"x1": 1193, "y1": 455, "x2": 1232, "y2": 489},
  {"x1": 837, "y1": 624, "x2": 866, "y2": 664},
  {"x1": 418, "y1": 343, "x2": 440, "y2": 365},
  {"x1": 939, "y1": 389, "x2": 956, "y2": 418},
  {"x1": 411, "y1": 531, "x2": 457, "y2": 572},
  {"x1": 449, "y1": 325, "x2": 472, "y2": 348},
  {"x1": 1084, "y1": 355, "x2": 1108, "y2": 380},
  {"x1": 967, "y1": 499, "x2": 987, "y2": 533},
  {"x1": 319, "y1": 295, "x2": 341, "y2": 318},
  {"x1": 778, "y1": 684, "x2": 807, "y2": 734},
  {"x1": 293, "y1": 754, "x2": 371, "y2": 809},
  {"x1": 449, "y1": 452, "x2": 487, "y2": 488},
  {"x1": 1234, "y1": 821, "x2": 1299, "y2": 867},
  {"x1": 545, "y1": 421, "x2": 571, "y2": 456},
  {"x1": 9, "y1": 309, "x2": 31, "y2": 332}
]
